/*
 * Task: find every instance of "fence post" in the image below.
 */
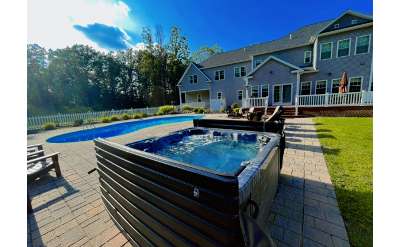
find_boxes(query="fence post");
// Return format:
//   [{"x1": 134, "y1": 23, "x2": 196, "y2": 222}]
[
  {"x1": 361, "y1": 90, "x2": 365, "y2": 106},
  {"x1": 324, "y1": 94, "x2": 329, "y2": 107}
]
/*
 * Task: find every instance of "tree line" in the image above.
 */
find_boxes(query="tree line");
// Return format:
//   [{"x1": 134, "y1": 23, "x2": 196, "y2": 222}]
[{"x1": 28, "y1": 26, "x2": 222, "y2": 116}]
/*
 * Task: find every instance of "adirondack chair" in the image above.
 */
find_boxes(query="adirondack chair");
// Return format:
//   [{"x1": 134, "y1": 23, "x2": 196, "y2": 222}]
[{"x1": 27, "y1": 150, "x2": 61, "y2": 213}]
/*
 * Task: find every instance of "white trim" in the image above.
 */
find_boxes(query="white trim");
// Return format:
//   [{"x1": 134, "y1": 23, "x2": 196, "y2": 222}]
[
  {"x1": 354, "y1": 34, "x2": 371, "y2": 55},
  {"x1": 189, "y1": 74, "x2": 198, "y2": 84},
  {"x1": 234, "y1": 66, "x2": 246, "y2": 77},
  {"x1": 315, "y1": 80, "x2": 328, "y2": 94},
  {"x1": 320, "y1": 42, "x2": 333, "y2": 60},
  {"x1": 318, "y1": 22, "x2": 372, "y2": 38},
  {"x1": 333, "y1": 23, "x2": 340, "y2": 29},
  {"x1": 248, "y1": 55, "x2": 303, "y2": 76},
  {"x1": 330, "y1": 78, "x2": 341, "y2": 93},
  {"x1": 197, "y1": 94, "x2": 202, "y2": 102},
  {"x1": 250, "y1": 85, "x2": 259, "y2": 97},
  {"x1": 336, "y1": 38, "x2": 351, "y2": 58},
  {"x1": 304, "y1": 50, "x2": 312, "y2": 64},
  {"x1": 369, "y1": 57, "x2": 373, "y2": 91},
  {"x1": 237, "y1": 90, "x2": 243, "y2": 101},
  {"x1": 177, "y1": 62, "x2": 211, "y2": 86},
  {"x1": 216, "y1": 91, "x2": 223, "y2": 100},
  {"x1": 214, "y1": 70, "x2": 225, "y2": 81},
  {"x1": 254, "y1": 59, "x2": 263, "y2": 69},
  {"x1": 272, "y1": 83, "x2": 293, "y2": 105},
  {"x1": 260, "y1": 84, "x2": 269, "y2": 97},
  {"x1": 300, "y1": 81, "x2": 312, "y2": 95},
  {"x1": 349, "y1": 76, "x2": 364, "y2": 92},
  {"x1": 180, "y1": 88, "x2": 209, "y2": 93},
  {"x1": 317, "y1": 10, "x2": 372, "y2": 34}
]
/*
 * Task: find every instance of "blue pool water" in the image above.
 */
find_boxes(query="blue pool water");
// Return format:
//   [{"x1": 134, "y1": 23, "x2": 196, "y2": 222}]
[
  {"x1": 129, "y1": 129, "x2": 263, "y2": 175},
  {"x1": 47, "y1": 115, "x2": 203, "y2": 143}
]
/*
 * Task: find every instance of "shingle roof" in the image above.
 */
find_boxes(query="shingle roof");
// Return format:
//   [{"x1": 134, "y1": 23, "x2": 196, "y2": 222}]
[{"x1": 199, "y1": 20, "x2": 332, "y2": 68}]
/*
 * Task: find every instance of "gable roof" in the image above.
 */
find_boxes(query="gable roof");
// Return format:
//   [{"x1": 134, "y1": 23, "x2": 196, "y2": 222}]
[
  {"x1": 319, "y1": 10, "x2": 373, "y2": 33},
  {"x1": 177, "y1": 62, "x2": 211, "y2": 86},
  {"x1": 247, "y1": 56, "x2": 303, "y2": 76},
  {"x1": 199, "y1": 10, "x2": 372, "y2": 69}
]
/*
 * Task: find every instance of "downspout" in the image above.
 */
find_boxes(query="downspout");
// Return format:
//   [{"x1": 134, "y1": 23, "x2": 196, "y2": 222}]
[{"x1": 295, "y1": 72, "x2": 301, "y2": 116}]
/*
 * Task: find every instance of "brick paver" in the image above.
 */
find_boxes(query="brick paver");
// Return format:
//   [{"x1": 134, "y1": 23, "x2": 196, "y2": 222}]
[{"x1": 27, "y1": 115, "x2": 348, "y2": 246}]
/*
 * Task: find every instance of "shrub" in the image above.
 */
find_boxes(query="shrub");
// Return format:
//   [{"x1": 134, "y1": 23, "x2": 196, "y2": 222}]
[
  {"x1": 121, "y1": 114, "x2": 131, "y2": 120},
  {"x1": 43, "y1": 122, "x2": 56, "y2": 130},
  {"x1": 101, "y1": 117, "x2": 111, "y2": 123},
  {"x1": 157, "y1": 105, "x2": 175, "y2": 115},
  {"x1": 233, "y1": 108, "x2": 241, "y2": 113},
  {"x1": 193, "y1": 108, "x2": 199, "y2": 113},
  {"x1": 197, "y1": 108, "x2": 205, "y2": 114},
  {"x1": 141, "y1": 112, "x2": 148, "y2": 118},
  {"x1": 232, "y1": 103, "x2": 240, "y2": 109},
  {"x1": 133, "y1": 113, "x2": 142, "y2": 119},
  {"x1": 73, "y1": 119, "x2": 84, "y2": 127},
  {"x1": 110, "y1": 115, "x2": 120, "y2": 121},
  {"x1": 182, "y1": 105, "x2": 193, "y2": 112}
]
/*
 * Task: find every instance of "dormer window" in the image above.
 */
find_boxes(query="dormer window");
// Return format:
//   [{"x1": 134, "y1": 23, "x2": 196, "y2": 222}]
[
  {"x1": 189, "y1": 75, "x2": 198, "y2": 84},
  {"x1": 334, "y1": 23, "x2": 340, "y2": 29}
]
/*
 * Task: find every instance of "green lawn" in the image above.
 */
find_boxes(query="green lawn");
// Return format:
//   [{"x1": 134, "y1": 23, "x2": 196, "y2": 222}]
[{"x1": 313, "y1": 117, "x2": 372, "y2": 247}]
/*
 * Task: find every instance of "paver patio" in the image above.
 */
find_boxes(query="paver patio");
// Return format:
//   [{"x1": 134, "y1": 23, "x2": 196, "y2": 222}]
[{"x1": 27, "y1": 115, "x2": 349, "y2": 247}]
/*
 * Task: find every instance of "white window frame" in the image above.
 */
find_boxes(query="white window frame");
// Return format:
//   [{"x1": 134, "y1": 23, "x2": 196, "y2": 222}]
[
  {"x1": 250, "y1": 86, "x2": 259, "y2": 98},
  {"x1": 234, "y1": 66, "x2": 246, "y2": 77},
  {"x1": 234, "y1": 67, "x2": 240, "y2": 77},
  {"x1": 217, "y1": 92, "x2": 222, "y2": 100},
  {"x1": 214, "y1": 70, "x2": 225, "y2": 80},
  {"x1": 254, "y1": 59, "x2": 263, "y2": 68},
  {"x1": 320, "y1": 42, "x2": 333, "y2": 60},
  {"x1": 261, "y1": 84, "x2": 268, "y2": 97},
  {"x1": 197, "y1": 94, "x2": 202, "y2": 102},
  {"x1": 348, "y1": 76, "x2": 363, "y2": 92},
  {"x1": 315, "y1": 80, "x2": 328, "y2": 95},
  {"x1": 337, "y1": 38, "x2": 351, "y2": 58},
  {"x1": 237, "y1": 90, "x2": 243, "y2": 101},
  {"x1": 334, "y1": 23, "x2": 340, "y2": 29},
  {"x1": 300, "y1": 81, "x2": 312, "y2": 95},
  {"x1": 355, "y1": 34, "x2": 371, "y2": 55},
  {"x1": 351, "y1": 19, "x2": 359, "y2": 25},
  {"x1": 273, "y1": 83, "x2": 293, "y2": 105},
  {"x1": 304, "y1": 51, "x2": 312, "y2": 63},
  {"x1": 331, "y1": 78, "x2": 341, "y2": 94}
]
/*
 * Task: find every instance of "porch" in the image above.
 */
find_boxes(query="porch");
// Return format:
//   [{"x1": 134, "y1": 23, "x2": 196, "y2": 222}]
[{"x1": 180, "y1": 90, "x2": 210, "y2": 109}]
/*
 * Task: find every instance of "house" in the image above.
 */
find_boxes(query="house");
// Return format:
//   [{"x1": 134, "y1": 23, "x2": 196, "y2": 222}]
[{"x1": 177, "y1": 10, "x2": 373, "y2": 114}]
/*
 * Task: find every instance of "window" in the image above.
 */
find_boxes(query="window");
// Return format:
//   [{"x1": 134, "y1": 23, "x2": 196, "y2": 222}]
[
  {"x1": 304, "y1": 51, "x2": 312, "y2": 63},
  {"x1": 197, "y1": 94, "x2": 202, "y2": 102},
  {"x1": 316, "y1": 80, "x2": 327, "y2": 94},
  {"x1": 331, "y1": 79, "x2": 340, "y2": 93},
  {"x1": 355, "y1": 35, "x2": 370, "y2": 54},
  {"x1": 300, "y1": 82, "x2": 311, "y2": 95},
  {"x1": 273, "y1": 84, "x2": 292, "y2": 103},
  {"x1": 234, "y1": 66, "x2": 246, "y2": 77},
  {"x1": 349, "y1": 77, "x2": 362, "y2": 92},
  {"x1": 273, "y1": 85, "x2": 280, "y2": 103},
  {"x1": 251, "y1": 86, "x2": 259, "y2": 97},
  {"x1": 189, "y1": 75, "x2": 198, "y2": 84},
  {"x1": 320, "y1": 42, "x2": 332, "y2": 60},
  {"x1": 255, "y1": 59, "x2": 262, "y2": 68},
  {"x1": 261, "y1": 85, "x2": 268, "y2": 97},
  {"x1": 237, "y1": 90, "x2": 243, "y2": 101},
  {"x1": 334, "y1": 23, "x2": 340, "y2": 29},
  {"x1": 337, "y1": 39, "x2": 351, "y2": 57},
  {"x1": 181, "y1": 93, "x2": 186, "y2": 103},
  {"x1": 214, "y1": 70, "x2": 225, "y2": 80},
  {"x1": 217, "y1": 92, "x2": 222, "y2": 99},
  {"x1": 351, "y1": 19, "x2": 359, "y2": 25}
]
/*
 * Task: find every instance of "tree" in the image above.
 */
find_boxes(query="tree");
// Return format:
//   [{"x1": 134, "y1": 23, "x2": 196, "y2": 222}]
[{"x1": 191, "y1": 44, "x2": 223, "y2": 64}]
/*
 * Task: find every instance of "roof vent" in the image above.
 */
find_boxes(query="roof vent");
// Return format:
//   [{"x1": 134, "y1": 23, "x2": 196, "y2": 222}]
[
  {"x1": 243, "y1": 47, "x2": 246, "y2": 52},
  {"x1": 289, "y1": 34, "x2": 292, "y2": 39}
]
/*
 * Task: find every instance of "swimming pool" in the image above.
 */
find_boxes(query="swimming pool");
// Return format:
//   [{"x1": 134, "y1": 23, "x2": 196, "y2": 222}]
[{"x1": 47, "y1": 115, "x2": 203, "y2": 143}]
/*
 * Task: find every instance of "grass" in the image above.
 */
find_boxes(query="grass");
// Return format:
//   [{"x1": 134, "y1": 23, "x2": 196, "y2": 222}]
[{"x1": 313, "y1": 117, "x2": 372, "y2": 247}]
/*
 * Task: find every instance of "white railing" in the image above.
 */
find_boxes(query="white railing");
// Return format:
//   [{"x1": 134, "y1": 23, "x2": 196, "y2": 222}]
[
  {"x1": 181, "y1": 101, "x2": 209, "y2": 109},
  {"x1": 243, "y1": 97, "x2": 269, "y2": 108},
  {"x1": 28, "y1": 107, "x2": 162, "y2": 130},
  {"x1": 296, "y1": 91, "x2": 373, "y2": 107}
]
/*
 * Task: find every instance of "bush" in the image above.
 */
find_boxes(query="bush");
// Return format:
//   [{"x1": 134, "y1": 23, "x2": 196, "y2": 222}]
[
  {"x1": 133, "y1": 113, "x2": 142, "y2": 119},
  {"x1": 73, "y1": 119, "x2": 84, "y2": 126},
  {"x1": 110, "y1": 115, "x2": 120, "y2": 121},
  {"x1": 197, "y1": 108, "x2": 205, "y2": 114},
  {"x1": 233, "y1": 108, "x2": 241, "y2": 113},
  {"x1": 157, "y1": 105, "x2": 175, "y2": 115},
  {"x1": 141, "y1": 112, "x2": 148, "y2": 118},
  {"x1": 182, "y1": 105, "x2": 193, "y2": 112},
  {"x1": 43, "y1": 122, "x2": 56, "y2": 130},
  {"x1": 232, "y1": 103, "x2": 240, "y2": 109},
  {"x1": 101, "y1": 117, "x2": 111, "y2": 123},
  {"x1": 193, "y1": 108, "x2": 199, "y2": 113},
  {"x1": 122, "y1": 114, "x2": 131, "y2": 120}
]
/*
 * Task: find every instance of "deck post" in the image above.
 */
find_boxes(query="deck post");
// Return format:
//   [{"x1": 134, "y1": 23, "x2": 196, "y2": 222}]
[{"x1": 295, "y1": 72, "x2": 301, "y2": 116}]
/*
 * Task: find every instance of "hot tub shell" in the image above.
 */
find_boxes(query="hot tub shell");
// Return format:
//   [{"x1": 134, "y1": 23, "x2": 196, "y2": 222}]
[{"x1": 94, "y1": 119, "x2": 285, "y2": 247}]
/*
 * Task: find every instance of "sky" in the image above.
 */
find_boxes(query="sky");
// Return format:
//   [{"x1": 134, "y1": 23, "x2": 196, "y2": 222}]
[{"x1": 28, "y1": 0, "x2": 373, "y2": 53}]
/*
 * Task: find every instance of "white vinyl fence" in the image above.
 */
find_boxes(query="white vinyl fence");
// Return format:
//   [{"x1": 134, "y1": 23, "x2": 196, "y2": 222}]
[{"x1": 28, "y1": 107, "x2": 161, "y2": 130}]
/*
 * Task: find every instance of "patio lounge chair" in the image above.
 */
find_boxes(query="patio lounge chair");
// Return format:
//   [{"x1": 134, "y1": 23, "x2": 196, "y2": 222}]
[
  {"x1": 262, "y1": 106, "x2": 284, "y2": 123},
  {"x1": 27, "y1": 152, "x2": 61, "y2": 212},
  {"x1": 246, "y1": 107, "x2": 265, "y2": 121},
  {"x1": 27, "y1": 143, "x2": 43, "y2": 153}
]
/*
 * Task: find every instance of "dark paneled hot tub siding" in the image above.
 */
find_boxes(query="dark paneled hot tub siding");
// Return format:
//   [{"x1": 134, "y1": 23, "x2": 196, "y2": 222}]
[{"x1": 94, "y1": 139, "x2": 245, "y2": 247}]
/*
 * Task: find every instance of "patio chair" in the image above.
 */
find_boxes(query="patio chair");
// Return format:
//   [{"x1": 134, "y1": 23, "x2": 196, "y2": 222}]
[
  {"x1": 27, "y1": 152, "x2": 61, "y2": 213},
  {"x1": 262, "y1": 106, "x2": 284, "y2": 123},
  {"x1": 246, "y1": 107, "x2": 265, "y2": 121},
  {"x1": 27, "y1": 143, "x2": 43, "y2": 153}
]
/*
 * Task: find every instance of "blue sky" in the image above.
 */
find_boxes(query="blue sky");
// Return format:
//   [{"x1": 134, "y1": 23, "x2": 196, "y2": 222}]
[{"x1": 28, "y1": 0, "x2": 372, "y2": 53}]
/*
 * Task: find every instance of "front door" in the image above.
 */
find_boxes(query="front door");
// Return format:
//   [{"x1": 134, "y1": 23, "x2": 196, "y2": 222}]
[{"x1": 273, "y1": 84, "x2": 292, "y2": 104}]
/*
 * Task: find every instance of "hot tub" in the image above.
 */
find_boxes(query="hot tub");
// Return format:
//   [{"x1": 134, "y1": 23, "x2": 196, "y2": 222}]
[{"x1": 94, "y1": 120, "x2": 284, "y2": 247}]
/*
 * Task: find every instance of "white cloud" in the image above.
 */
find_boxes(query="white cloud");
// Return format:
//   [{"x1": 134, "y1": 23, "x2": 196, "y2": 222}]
[{"x1": 28, "y1": 0, "x2": 141, "y2": 51}]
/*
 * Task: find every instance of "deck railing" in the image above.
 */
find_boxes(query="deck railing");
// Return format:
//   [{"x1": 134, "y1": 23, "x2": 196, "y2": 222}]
[
  {"x1": 243, "y1": 96, "x2": 269, "y2": 108},
  {"x1": 296, "y1": 91, "x2": 373, "y2": 107},
  {"x1": 28, "y1": 107, "x2": 161, "y2": 130}
]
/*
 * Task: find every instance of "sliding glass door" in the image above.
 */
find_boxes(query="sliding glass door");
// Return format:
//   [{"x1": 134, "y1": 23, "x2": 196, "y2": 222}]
[{"x1": 273, "y1": 84, "x2": 292, "y2": 104}]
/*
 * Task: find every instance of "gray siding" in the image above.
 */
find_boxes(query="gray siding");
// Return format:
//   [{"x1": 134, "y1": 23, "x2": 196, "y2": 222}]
[
  {"x1": 248, "y1": 59, "x2": 297, "y2": 105},
  {"x1": 253, "y1": 45, "x2": 313, "y2": 69},
  {"x1": 322, "y1": 14, "x2": 371, "y2": 33},
  {"x1": 179, "y1": 64, "x2": 210, "y2": 92},
  {"x1": 202, "y1": 61, "x2": 251, "y2": 106},
  {"x1": 302, "y1": 27, "x2": 372, "y2": 93}
]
